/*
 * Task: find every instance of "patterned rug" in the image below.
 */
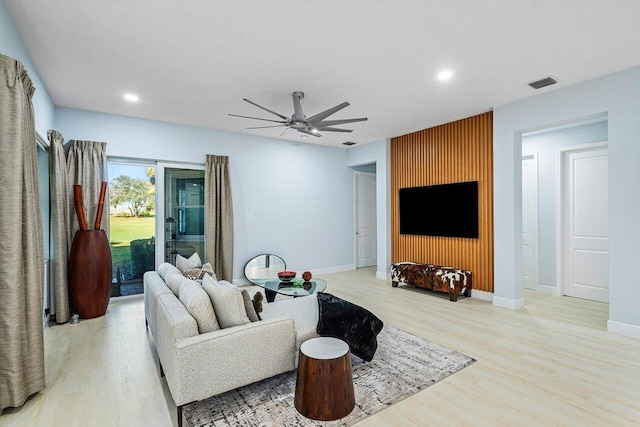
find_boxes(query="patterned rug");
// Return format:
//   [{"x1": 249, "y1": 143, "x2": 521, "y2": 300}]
[{"x1": 184, "y1": 325, "x2": 475, "y2": 427}]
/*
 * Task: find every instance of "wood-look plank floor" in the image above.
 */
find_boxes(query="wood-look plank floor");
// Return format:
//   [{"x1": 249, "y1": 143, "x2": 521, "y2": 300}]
[{"x1": 1, "y1": 267, "x2": 639, "y2": 426}]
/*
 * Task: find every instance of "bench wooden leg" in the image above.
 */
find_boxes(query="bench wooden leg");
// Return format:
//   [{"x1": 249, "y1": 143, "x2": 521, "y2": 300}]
[
  {"x1": 464, "y1": 288, "x2": 471, "y2": 297},
  {"x1": 392, "y1": 281, "x2": 398, "y2": 288},
  {"x1": 450, "y1": 292, "x2": 458, "y2": 302}
]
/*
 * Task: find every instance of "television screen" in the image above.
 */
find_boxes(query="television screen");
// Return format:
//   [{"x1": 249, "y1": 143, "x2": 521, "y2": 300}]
[{"x1": 399, "y1": 181, "x2": 479, "y2": 238}]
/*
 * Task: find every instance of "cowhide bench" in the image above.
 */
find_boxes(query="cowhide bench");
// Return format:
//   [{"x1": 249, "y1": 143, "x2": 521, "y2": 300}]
[{"x1": 391, "y1": 262, "x2": 472, "y2": 302}]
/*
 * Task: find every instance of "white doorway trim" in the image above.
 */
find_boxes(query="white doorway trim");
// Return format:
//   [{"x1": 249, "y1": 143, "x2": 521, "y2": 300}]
[
  {"x1": 521, "y1": 152, "x2": 539, "y2": 292},
  {"x1": 555, "y1": 141, "x2": 609, "y2": 299}
]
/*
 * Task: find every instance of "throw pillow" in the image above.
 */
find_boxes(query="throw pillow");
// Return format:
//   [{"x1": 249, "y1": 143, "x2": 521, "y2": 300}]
[
  {"x1": 165, "y1": 271, "x2": 187, "y2": 296},
  {"x1": 202, "y1": 274, "x2": 250, "y2": 328},
  {"x1": 316, "y1": 292, "x2": 384, "y2": 362},
  {"x1": 176, "y1": 252, "x2": 202, "y2": 272},
  {"x1": 157, "y1": 262, "x2": 181, "y2": 281},
  {"x1": 178, "y1": 280, "x2": 220, "y2": 333},
  {"x1": 182, "y1": 262, "x2": 218, "y2": 281},
  {"x1": 200, "y1": 262, "x2": 217, "y2": 280},
  {"x1": 241, "y1": 289, "x2": 260, "y2": 322}
]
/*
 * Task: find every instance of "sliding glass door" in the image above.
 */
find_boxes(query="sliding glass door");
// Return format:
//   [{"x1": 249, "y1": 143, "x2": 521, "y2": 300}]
[
  {"x1": 108, "y1": 160, "x2": 156, "y2": 296},
  {"x1": 163, "y1": 167, "x2": 205, "y2": 264}
]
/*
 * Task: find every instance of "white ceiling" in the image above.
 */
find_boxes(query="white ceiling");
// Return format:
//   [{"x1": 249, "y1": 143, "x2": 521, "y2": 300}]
[{"x1": 5, "y1": 0, "x2": 640, "y2": 148}]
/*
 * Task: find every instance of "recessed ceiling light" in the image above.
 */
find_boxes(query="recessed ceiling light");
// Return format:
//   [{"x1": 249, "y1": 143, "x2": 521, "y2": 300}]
[
  {"x1": 124, "y1": 93, "x2": 139, "y2": 102},
  {"x1": 311, "y1": 128, "x2": 319, "y2": 134},
  {"x1": 437, "y1": 70, "x2": 453, "y2": 81}
]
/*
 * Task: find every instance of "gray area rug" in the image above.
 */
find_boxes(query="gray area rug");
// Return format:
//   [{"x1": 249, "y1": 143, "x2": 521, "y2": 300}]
[{"x1": 184, "y1": 325, "x2": 475, "y2": 426}]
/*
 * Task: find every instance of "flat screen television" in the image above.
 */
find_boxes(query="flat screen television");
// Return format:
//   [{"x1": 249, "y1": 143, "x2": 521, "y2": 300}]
[{"x1": 399, "y1": 181, "x2": 479, "y2": 238}]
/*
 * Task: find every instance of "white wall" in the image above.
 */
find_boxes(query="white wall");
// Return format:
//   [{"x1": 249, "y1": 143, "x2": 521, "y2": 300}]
[
  {"x1": 0, "y1": 0, "x2": 54, "y2": 137},
  {"x1": 494, "y1": 66, "x2": 640, "y2": 338},
  {"x1": 347, "y1": 138, "x2": 391, "y2": 279},
  {"x1": 55, "y1": 107, "x2": 356, "y2": 282},
  {"x1": 522, "y1": 120, "x2": 608, "y2": 289}
]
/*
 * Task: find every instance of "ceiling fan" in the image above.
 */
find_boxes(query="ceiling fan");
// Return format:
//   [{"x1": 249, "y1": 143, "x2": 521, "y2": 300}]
[{"x1": 228, "y1": 91, "x2": 367, "y2": 137}]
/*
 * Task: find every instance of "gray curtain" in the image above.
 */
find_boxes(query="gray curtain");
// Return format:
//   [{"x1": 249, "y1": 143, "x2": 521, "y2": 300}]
[
  {"x1": 0, "y1": 54, "x2": 45, "y2": 411},
  {"x1": 66, "y1": 140, "x2": 109, "y2": 239},
  {"x1": 48, "y1": 130, "x2": 70, "y2": 323},
  {"x1": 204, "y1": 155, "x2": 233, "y2": 281}
]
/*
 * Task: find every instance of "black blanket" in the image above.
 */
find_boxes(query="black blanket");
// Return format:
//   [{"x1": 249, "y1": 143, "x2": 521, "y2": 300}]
[{"x1": 316, "y1": 292, "x2": 384, "y2": 362}]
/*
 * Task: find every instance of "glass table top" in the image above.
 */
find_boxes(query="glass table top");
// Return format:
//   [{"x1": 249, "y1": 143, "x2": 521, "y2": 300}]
[{"x1": 253, "y1": 278, "x2": 327, "y2": 298}]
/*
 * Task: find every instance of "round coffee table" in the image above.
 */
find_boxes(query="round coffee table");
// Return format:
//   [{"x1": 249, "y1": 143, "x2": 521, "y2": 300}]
[
  {"x1": 294, "y1": 337, "x2": 355, "y2": 421},
  {"x1": 259, "y1": 278, "x2": 327, "y2": 302}
]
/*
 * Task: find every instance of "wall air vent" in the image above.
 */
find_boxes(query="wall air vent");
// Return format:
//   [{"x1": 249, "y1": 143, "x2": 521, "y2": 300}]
[
  {"x1": 528, "y1": 76, "x2": 558, "y2": 89},
  {"x1": 342, "y1": 141, "x2": 356, "y2": 146}
]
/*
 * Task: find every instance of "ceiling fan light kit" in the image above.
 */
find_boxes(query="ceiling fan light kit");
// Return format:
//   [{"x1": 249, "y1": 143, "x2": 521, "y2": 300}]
[{"x1": 229, "y1": 91, "x2": 367, "y2": 138}]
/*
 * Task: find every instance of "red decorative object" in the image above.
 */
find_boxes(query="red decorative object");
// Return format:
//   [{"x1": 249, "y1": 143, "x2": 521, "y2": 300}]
[
  {"x1": 278, "y1": 271, "x2": 296, "y2": 282},
  {"x1": 302, "y1": 271, "x2": 312, "y2": 281},
  {"x1": 69, "y1": 182, "x2": 112, "y2": 319}
]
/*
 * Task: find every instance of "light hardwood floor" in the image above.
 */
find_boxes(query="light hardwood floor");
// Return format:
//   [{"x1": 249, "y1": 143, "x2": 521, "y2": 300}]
[{"x1": 2, "y1": 267, "x2": 639, "y2": 426}]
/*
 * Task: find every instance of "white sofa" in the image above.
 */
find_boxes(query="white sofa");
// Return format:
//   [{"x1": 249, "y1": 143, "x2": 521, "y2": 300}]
[{"x1": 143, "y1": 263, "x2": 319, "y2": 427}]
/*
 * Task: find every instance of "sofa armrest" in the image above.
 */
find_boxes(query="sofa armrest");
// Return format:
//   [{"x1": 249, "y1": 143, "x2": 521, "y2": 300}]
[{"x1": 168, "y1": 318, "x2": 296, "y2": 406}]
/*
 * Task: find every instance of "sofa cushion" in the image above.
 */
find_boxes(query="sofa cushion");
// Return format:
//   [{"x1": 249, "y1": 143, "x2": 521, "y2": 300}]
[
  {"x1": 176, "y1": 252, "x2": 202, "y2": 271},
  {"x1": 316, "y1": 292, "x2": 384, "y2": 362},
  {"x1": 260, "y1": 294, "x2": 320, "y2": 349},
  {"x1": 178, "y1": 280, "x2": 220, "y2": 333},
  {"x1": 158, "y1": 262, "x2": 181, "y2": 281},
  {"x1": 241, "y1": 289, "x2": 260, "y2": 322},
  {"x1": 165, "y1": 271, "x2": 187, "y2": 296},
  {"x1": 202, "y1": 274, "x2": 250, "y2": 328}
]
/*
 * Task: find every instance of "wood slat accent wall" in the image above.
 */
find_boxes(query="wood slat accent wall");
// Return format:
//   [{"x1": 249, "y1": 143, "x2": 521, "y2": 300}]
[{"x1": 391, "y1": 112, "x2": 494, "y2": 292}]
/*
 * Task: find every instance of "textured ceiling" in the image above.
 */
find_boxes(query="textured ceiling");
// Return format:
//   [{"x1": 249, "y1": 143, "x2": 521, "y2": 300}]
[{"x1": 4, "y1": 0, "x2": 640, "y2": 148}]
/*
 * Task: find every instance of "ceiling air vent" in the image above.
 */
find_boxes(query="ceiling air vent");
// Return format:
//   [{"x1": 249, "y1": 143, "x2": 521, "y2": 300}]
[
  {"x1": 528, "y1": 76, "x2": 558, "y2": 89},
  {"x1": 343, "y1": 141, "x2": 356, "y2": 146}
]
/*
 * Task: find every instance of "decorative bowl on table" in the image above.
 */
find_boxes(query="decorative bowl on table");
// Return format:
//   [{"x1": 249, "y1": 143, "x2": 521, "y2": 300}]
[{"x1": 278, "y1": 271, "x2": 296, "y2": 282}]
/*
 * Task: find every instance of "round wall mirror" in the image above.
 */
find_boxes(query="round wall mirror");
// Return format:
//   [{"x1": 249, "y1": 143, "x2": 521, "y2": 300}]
[{"x1": 244, "y1": 254, "x2": 286, "y2": 285}]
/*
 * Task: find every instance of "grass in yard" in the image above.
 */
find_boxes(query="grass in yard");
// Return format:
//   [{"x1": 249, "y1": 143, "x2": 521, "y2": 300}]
[
  {"x1": 110, "y1": 215, "x2": 155, "y2": 246},
  {"x1": 110, "y1": 215, "x2": 155, "y2": 266}
]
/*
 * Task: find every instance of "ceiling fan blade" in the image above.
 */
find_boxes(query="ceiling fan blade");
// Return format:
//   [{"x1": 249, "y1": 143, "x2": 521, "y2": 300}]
[
  {"x1": 315, "y1": 127, "x2": 353, "y2": 133},
  {"x1": 315, "y1": 117, "x2": 368, "y2": 127},
  {"x1": 243, "y1": 98, "x2": 289, "y2": 120},
  {"x1": 246, "y1": 125, "x2": 287, "y2": 129},
  {"x1": 307, "y1": 102, "x2": 350, "y2": 123},
  {"x1": 298, "y1": 129, "x2": 322, "y2": 137},
  {"x1": 228, "y1": 113, "x2": 288, "y2": 124}
]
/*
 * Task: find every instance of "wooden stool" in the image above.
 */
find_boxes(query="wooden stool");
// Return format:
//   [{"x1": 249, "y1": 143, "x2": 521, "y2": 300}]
[{"x1": 294, "y1": 337, "x2": 355, "y2": 421}]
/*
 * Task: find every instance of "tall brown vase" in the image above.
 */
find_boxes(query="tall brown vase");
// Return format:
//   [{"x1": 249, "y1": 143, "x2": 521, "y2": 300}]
[{"x1": 68, "y1": 181, "x2": 112, "y2": 319}]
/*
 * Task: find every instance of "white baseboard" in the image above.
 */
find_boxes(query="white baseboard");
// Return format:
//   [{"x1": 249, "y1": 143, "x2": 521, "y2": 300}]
[
  {"x1": 607, "y1": 320, "x2": 640, "y2": 340},
  {"x1": 471, "y1": 289, "x2": 493, "y2": 301},
  {"x1": 312, "y1": 264, "x2": 355, "y2": 275},
  {"x1": 536, "y1": 284, "x2": 561, "y2": 296},
  {"x1": 493, "y1": 295, "x2": 525, "y2": 310},
  {"x1": 376, "y1": 270, "x2": 391, "y2": 280}
]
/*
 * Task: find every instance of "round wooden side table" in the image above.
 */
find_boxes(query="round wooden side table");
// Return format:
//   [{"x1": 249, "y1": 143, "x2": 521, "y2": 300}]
[{"x1": 294, "y1": 337, "x2": 355, "y2": 421}]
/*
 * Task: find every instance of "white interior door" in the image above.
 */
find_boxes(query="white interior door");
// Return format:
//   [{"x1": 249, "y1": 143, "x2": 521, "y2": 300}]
[
  {"x1": 562, "y1": 145, "x2": 609, "y2": 302},
  {"x1": 355, "y1": 172, "x2": 376, "y2": 268},
  {"x1": 522, "y1": 153, "x2": 538, "y2": 290}
]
